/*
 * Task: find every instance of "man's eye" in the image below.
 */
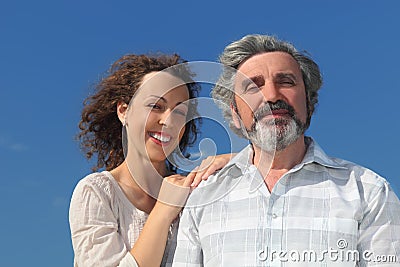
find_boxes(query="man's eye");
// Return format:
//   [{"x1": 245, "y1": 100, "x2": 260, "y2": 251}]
[
  {"x1": 279, "y1": 78, "x2": 295, "y2": 86},
  {"x1": 244, "y1": 86, "x2": 260, "y2": 94}
]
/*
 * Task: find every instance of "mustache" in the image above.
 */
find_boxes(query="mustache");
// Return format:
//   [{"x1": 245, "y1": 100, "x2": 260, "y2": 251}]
[{"x1": 254, "y1": 100, "x2": 296, "y2": 122}]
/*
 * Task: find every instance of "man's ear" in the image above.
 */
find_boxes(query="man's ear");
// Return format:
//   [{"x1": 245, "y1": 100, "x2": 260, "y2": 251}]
[
  {"x1": 117, "y1": 101, "x2": 129, "y2": 125},
  {"x1": 230, "y1": 103, "x2": 241, "y2": 129}
]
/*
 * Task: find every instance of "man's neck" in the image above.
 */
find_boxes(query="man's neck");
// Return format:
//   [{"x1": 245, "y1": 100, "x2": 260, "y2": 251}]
[{"x1": 252, "y1": 136, "x2": 307, "y2": 191}]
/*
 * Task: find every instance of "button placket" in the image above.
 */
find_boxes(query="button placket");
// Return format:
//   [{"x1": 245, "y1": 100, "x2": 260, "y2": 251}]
[{"x1": 268, "y1": 181, "x2": 287, "y2": 265}]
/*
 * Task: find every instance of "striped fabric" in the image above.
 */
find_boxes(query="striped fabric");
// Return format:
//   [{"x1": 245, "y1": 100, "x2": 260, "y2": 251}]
[{"x1": 172, "y1": 137, "x2": 400, "y2": 267}]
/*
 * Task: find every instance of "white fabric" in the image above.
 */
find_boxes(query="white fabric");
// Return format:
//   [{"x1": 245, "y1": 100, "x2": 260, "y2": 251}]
[
  {"x1": 172, "y1": 137, "x2": 400, "y2": 266},
  {"x1": 69, "y1": 171, "x2": 176, "y2": 267}
]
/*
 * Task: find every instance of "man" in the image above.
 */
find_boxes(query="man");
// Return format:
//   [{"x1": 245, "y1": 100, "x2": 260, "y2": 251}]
[{"x1": 172, "y1": 34, "x2": 400, "y2": 266}]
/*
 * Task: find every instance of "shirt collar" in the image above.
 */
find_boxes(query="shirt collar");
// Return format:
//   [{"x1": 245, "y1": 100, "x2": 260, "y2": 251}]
[
  {"x1": 301, "y1": 137, "x2": 347, "y2": 170},
  {"x1": 217, "y1": 136, "x2": 347, "y2": 181},
  {"x1": 214, "y1": 145, "x2": 254, "y2": 180}
]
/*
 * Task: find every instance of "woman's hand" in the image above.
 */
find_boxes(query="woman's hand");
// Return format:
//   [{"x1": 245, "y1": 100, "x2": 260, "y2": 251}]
[
  {"x1": 154, "y1": 172, "x2": 196, "y2": 223},
  {"x1": 190, "y1": 153, "x2": 236, "y2": 188},
  {"x1": 153, "y1": 153, "x2": 236, "y2": 221}
]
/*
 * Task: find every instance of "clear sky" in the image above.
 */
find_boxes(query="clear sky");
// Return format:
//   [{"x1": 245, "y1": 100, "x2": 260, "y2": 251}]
[{"x1": 1, "y1": 1, "x2": 399, "y2": 266}]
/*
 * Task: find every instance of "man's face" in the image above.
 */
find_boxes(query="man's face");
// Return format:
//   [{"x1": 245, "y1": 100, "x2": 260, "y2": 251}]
[{"x1": 232, "y1": 52, "x2": 308, "y2": 151}]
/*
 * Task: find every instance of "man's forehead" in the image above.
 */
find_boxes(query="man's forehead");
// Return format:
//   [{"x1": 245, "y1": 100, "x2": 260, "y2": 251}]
[{"x1": 237, "y1": 51, "x2": 301, "y2": 75}]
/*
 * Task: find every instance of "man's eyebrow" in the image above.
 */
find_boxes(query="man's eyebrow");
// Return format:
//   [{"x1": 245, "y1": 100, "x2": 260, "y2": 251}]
[
  {"x1": 241, "y1": 75, "x2": 264, "y2": 88},
  {"x1": 275, "y1": 72, "x2": 298, "y2": 81}
]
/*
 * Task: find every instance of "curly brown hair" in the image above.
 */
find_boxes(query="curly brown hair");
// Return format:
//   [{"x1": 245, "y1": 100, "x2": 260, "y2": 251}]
[{"x1": 78, "y1": 54, "x2": 200, "y2": 171}]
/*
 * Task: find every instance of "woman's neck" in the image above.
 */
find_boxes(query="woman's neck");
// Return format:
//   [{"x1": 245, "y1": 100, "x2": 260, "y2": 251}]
[{"x1": 110, "y1": 161, "x2": 165, "y2": 214}]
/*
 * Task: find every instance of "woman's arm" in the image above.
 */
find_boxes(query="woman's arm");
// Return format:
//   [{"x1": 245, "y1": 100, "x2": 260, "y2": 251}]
[
  {"x1": 129, "y1": 173, "x2": 195, "y2": 267},
  {"x1": 69, "y1": 177, "x2": 132, "y2": 267}
]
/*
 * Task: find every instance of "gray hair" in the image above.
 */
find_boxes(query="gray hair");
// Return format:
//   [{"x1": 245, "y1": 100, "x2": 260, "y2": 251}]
[{"x1": 211, "y1": 34, "x2": 323, "y2": 138}]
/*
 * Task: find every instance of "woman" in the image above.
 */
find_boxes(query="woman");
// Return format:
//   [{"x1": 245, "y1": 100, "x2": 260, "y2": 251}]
[{"x1": 69, "y1": 54, "x2": 231, "y2": 266}]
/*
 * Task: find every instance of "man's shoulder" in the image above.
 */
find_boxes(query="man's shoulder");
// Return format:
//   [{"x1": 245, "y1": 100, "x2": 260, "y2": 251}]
[
  {"x1": 313, "y1": 151, "x2": 392, "y2": 202},
  {"x1": 307, "y1": 137, "x2": 388, "y2": 185},
  {"x1": 186, "y1": 148, "x2": 252, "y2": 208},
  {"x1": 186, "y1": 166, "x2": 243, "y2": 208},
  {"x1": 326, "y1": 156, "x2": 387, "y2": 186}
]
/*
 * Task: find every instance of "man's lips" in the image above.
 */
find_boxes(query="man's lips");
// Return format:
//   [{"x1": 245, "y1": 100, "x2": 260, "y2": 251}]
[
  {"x1": 259, "y1": 109, "x2": 290, "y2": 120},
  {"x1": 271, "y1": 109, "x2": 289, "y2": 115}
]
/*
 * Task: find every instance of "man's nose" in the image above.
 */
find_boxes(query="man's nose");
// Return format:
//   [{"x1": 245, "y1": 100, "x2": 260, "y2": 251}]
[{"x1": 261, "y1": 82, "x2": 282, "y2": 103}]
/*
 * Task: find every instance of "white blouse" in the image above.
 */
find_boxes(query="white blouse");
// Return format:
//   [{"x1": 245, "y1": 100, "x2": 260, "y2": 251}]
[{"x1": 69, "y1": 171, "x2": 177, "y2": 267}]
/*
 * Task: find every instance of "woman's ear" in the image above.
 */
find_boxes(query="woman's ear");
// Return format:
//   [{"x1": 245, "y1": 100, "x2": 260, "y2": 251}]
[{"x1": 117, "y1": 101, "x2": 129, "y2": 126}]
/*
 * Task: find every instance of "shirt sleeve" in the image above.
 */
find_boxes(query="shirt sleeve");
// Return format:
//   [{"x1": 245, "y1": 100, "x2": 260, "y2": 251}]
[
  {"x1": 358, "y1": 181, "x2": 400, "y2": 266},
  {"x1": 69, "y1": 178, "x2": 138, "y2": 267},
  {"x1": 119, "y1": 253, "x2": 139, "y2": 267},
  {"x1": 172, "y1": 206, "x2": 203, "y2": 266}
]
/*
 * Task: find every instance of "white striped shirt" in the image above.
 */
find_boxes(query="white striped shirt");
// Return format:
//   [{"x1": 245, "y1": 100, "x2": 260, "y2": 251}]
[{"x1": 172, "y1": 137, "x2": 400, "y2": 266}]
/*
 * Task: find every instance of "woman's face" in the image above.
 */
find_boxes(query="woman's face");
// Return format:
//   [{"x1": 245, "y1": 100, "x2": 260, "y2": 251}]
[{"x1": 125, "y1": 71, "x2": 190, "y2": 164}]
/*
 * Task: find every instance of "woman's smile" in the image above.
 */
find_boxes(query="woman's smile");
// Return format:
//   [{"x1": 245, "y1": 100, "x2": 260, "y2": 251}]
[{"x1": 148, "y1": 131, "x2": 172, "y2": 146}]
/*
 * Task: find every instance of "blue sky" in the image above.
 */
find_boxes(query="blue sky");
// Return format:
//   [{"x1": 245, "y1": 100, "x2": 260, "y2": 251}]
[{"x1": 1, "y1": 1, "x2": 399, "y2": 266}]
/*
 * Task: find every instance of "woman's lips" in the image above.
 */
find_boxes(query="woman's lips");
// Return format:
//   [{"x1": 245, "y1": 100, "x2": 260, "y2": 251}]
[{"x1": 148, "y1": 131, "x2": 172, "y2": 146}]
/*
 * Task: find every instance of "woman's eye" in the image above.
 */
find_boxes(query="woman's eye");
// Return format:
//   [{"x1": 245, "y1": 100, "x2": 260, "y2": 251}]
[
  {"x1": 173, "y1": 109, "x2": 187, "y2": 116},
  {"x1": 148, "y1": 103, "x2": 161, "y2": 110}
]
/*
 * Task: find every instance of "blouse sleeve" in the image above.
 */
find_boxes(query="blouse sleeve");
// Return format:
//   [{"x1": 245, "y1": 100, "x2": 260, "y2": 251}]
[{"x1": 69, "y1": 177, "x2": 138, "y2": 267}]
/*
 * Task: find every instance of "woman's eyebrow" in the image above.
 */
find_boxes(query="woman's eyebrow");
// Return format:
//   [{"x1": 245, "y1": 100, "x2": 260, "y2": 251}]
[
  {"x1": 176, "y1": 101, "x2": 188, "y2": 107},
  {"x1": 149, "y1": 95, "x2": 166, "y2": 102},
  {"x1": 149, "y1": 95, "x2": 189, "y2": 107}
]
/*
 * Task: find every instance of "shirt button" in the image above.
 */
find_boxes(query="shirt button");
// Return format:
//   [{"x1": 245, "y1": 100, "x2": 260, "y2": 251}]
[{"x1": 272, "y1": 213, "x2": 278, "y2": 219}]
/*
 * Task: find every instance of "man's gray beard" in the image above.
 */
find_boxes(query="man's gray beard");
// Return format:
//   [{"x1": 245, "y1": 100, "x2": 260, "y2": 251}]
[{"x1": 242, "y1": 116, "x2": 306, "y2": 152}]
